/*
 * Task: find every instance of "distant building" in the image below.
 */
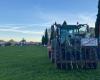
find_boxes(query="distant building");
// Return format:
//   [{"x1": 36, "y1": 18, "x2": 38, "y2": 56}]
[{"x1": 0, "y1": 40, "x2": 6, "y2": 46}]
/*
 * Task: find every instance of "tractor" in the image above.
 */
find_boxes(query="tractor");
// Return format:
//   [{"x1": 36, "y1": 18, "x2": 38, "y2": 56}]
[{"x1": 48, "y1": 22, "x2": 98, "y2": 70}]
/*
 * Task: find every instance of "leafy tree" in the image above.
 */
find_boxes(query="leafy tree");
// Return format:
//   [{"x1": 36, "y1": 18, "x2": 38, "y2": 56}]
[
  {"x1": 21, "y1": 38, "x2": 26, "y2": 43},
  {"x1": 44, "y1": 29, "x2": 49, "y2": 45},
  {"x1": 95, "y1": 0, "x2": 100, "y2": 60},
  {"x1": 42, "y1": 35, "x2": 45, "y2": 45},
  {"x1": 50, "y1": 25, "x2": 55, "y2": 41},
  {"x1": 8, "y1": 39, "x2": 15, "y2": 43},
  {"x1": 95, "y1": 0, "x2": 100, "y2": 38},
  {"x1": 62, "y1": 21, "x2": 67, "y2": 26}
]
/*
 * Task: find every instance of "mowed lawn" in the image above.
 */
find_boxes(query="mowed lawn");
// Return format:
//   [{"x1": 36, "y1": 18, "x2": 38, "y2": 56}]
[{"x1": 0, "y1": 46, "x2": 100, "y2": 80}]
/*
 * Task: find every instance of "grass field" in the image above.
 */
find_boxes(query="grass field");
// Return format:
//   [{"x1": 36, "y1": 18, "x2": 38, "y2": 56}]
[{"x1": 0, "y1": 45, "x2": 100, "y2": 80}]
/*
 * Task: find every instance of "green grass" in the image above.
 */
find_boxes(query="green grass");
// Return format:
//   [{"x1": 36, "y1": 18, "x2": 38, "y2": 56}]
[{"x1": 0, "y1": 45, "x2": 100, "y2": 80}]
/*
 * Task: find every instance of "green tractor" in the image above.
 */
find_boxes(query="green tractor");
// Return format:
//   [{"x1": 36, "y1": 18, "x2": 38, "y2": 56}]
[{"x1": 48, "y1": 22, "x2": 98, "y2": 70}]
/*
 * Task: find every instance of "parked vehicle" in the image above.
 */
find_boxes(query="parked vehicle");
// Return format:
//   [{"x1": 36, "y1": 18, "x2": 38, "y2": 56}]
[{"x1": 48, "y1": 22, "x2": 98, "y2": 70}]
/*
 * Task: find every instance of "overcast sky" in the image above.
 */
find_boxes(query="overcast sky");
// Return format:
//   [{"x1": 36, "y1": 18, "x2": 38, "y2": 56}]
[{"x1": 0, "y1": 0, "x2": 98, "y2": 42}]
